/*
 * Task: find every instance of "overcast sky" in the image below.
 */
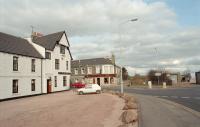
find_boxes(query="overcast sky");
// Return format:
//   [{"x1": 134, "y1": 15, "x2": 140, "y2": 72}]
[{"x1": 1, "y1": 0, "x2": 200, "y2": 75}]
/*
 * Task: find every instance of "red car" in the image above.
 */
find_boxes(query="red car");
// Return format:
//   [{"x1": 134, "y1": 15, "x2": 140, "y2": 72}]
[{"x1": 70, "y1": 82, "x2": 86, "y2": 88}]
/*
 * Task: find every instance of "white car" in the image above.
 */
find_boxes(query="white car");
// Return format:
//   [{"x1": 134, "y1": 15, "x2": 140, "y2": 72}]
[{"x1": 77, "y1": 84, "x2": 101, "y2": 95}]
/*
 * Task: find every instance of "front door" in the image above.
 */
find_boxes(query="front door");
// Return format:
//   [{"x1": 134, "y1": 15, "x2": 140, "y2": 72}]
[
  {"x1": 47, "y1": 79, "x2": 52, "y2": 93},
  {"x1": 97, "y1": 78, "x2": 100, "y2": 86},
  {"x1": 93, "y1": 78, "x2": 95, "y2": 84}
]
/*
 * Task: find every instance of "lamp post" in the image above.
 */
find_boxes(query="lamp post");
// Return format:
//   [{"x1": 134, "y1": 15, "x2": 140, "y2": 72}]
[{"x1": 119, "y1": 18, "x2": 138, "y2": 93}]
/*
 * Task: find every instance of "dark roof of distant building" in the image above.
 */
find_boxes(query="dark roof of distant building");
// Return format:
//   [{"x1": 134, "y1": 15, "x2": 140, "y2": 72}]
[
  {"x1": 72, "y1": 58, "x2": 114, "y2": 67},
  {"x1": 0, "y1": 32, "x2": 43, "y2": 58}
]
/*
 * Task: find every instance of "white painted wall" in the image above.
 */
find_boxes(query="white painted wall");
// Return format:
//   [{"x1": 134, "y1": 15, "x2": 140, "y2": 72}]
[
  {"x1": 25, "y1": 37, "x2": 45, "y2": 58},
  {"x1": 59, "y1": 33, "x2": 69, "y2": 47},
  {"x1": 0, "y1": 32, "x2": 72, "y2": 99},
  {"x1": 0, "y1": 52, "x2": 42, "y2": 99},
  {"x1": 43, "y1": 33, "x2": 71, "y2": 92}
]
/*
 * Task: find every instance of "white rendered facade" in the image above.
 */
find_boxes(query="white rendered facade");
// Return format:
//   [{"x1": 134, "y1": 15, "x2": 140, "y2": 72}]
[
  {"x1": 42, "y1": 36, "x2": 71, "y2": 93},
  {"x1": 0, "y1": 52, "x2": 42, "y2": 99},
  {"x1": 0, "y1": 31, "x2": 72, "y2": 100}
]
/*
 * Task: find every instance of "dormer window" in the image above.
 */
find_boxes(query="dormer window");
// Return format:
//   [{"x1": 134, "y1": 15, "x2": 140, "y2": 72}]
[{"x1": 60, "y1": 45, "x2": 65, "y2": 54}]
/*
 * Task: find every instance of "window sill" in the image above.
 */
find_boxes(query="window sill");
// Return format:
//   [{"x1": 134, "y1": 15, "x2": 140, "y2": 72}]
[
  {"x1": 13, "y1": 71, "x2": 19, "y2": 73},
  {"x1": 12, "y1": 93, "x2": 19, "y2": 96}
]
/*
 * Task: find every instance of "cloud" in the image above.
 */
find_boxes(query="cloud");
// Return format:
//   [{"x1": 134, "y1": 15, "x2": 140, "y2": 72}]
[{"x1": 1, "y1": 0, "x2": 200, "y2": 75}]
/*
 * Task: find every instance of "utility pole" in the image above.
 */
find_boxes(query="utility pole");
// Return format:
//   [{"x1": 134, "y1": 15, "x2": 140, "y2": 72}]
[
  {"x1": 118, "y1": 18, "x2": 138, "y2": 93},
  {"x1": 30, "y1": 25, "x2": 34, "y2": 34}
]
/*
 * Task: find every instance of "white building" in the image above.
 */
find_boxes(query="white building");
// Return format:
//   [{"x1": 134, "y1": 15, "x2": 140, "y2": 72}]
[
  {"x1": 0, "y1": 32, "x2": 43, "y2": 100},
  {"x1": 0, "y1": 31, "x2": 72, "y2": 100},
  {"x1": 71, "y1": 56, "x2": 121, "y2": 86},
  {"x1": 31, "y1": 31, "x2": 72, "y2": 93}
]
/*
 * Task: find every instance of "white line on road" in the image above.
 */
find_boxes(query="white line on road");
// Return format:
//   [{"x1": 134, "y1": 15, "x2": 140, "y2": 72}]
[
  {"x1": 181, "y1": 97, "x2": 190, "y2": 99},
  {"x1": 171, "y1": 96, "x2": 178, "y2": 98},
  {"x1": 161, "y1": 96, "x2": 169, "y2": 98}
]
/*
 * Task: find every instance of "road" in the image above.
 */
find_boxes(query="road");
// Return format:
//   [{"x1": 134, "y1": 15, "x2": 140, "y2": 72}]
[
  {"x1": 105, "y1": 85, "x2": 200, "y2": 127},
  {"x1": 109, "y1": 85, "x2": 200, "y2": 112},
  {"x1": 135, "y1": 94, "x2": 200, "y2": 127}
]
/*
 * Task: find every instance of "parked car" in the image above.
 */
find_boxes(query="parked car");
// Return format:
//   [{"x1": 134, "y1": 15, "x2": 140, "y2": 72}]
[
  {"x1": 70, "y1": 82, "x2": 86, "y2": 88},
  {"x1": 77, "y1": 84, "x2": 101, "y2": 95}
]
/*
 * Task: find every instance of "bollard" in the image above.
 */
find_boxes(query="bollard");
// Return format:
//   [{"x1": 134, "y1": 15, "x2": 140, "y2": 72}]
[
  {"x1": 148, "y1": 81, "x2": 152, "y2": 89},
  {"x1": 163, "y1": 82, "x2": 167, "y2": 89}
]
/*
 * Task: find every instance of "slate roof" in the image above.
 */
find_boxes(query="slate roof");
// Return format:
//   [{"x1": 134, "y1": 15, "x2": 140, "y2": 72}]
[
  {"x1": 33, "y1": 31, "x2": 65, "y2": 51},
  {"x1": 72, "y1": 58, "x2": 113, "y2": 67},
  {"x1": 0, "y1": 32, "x2": 43, "y2": 58},
  {"x1": 33, "y1": 31, "x2": 73, "y2": 60}
]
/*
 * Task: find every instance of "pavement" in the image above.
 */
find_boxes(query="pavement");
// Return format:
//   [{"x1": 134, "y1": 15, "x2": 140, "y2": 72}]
[
  {"x1": 135, "y1": 94, "x2": 200, "y2": 127},
  {"x1": 0, "y1": 91, "x2": 124, "y2": 127}
]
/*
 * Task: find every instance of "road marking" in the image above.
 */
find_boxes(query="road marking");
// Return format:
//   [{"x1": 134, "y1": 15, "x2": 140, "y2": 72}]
[
  {"x1": 181, "y1": 97, "x2": 190, "y2": 99},
  {"x1": 161, "y1": 96, "x2": 169, "y2": 98},
  {"x1": 171, "y1": 96, "x2": 178, "y2": 98}
]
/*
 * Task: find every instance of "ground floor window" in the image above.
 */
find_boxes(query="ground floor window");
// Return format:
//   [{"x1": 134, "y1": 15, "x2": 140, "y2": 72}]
[
  {"x1": 88, "y1": 78, "x2": 93, "y2": 84},
  {"x1": 54, "y1": 76, "x2": 57, "y2": 87},
  {"x1": 110, "y1": 77, "x2": 114, "y2": 84},
  {"x1": 31, "y1": 79, "x2": 35, "y2": 91},
  {"x1": 12, "y1": 79, "x2": 18, "y2": 93},
  {"x1": 63, "y1": 76, "x2": 67, "y2": 86},
  {"x1": 104, "y1": 78, "x2": 108, "y2": 84}
]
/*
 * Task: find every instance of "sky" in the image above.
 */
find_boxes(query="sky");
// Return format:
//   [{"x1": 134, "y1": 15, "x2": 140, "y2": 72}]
[{"x1": 0, "y1": 0, "x2": 200, "y2": 76}]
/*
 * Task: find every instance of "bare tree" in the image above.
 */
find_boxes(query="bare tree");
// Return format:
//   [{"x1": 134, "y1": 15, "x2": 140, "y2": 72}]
[{"x1": 122, "y1": 67, "x2": 129, "y2": 80}]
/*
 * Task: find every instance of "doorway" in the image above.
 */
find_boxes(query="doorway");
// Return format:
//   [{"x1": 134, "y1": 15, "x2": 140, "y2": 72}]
[
  {"x1": 97, "y1": 78, "x2": 100, "y2": 86},
  {"x1": 47, "y1": 79, "x2": 52, "y2": 93},
  {"x1": 93, "y1": 78, "x2": 95, "y2": 84}
]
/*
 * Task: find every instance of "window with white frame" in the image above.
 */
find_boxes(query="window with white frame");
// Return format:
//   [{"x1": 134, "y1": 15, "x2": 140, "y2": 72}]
[
  {"x1": 13, "y1": 56, "x2": 18, "y2": 71},
  {"x1": 87, "y1": 67, "x2": 92, "y2": 74},
  {"x1": 31, "y1": 59, "x2": 35, "y2": 72},
  {"x1": 110, "y1": 66, "x2": 114, "y2": 74},
  {"x1": 63, "y1": 76, "x2": 67, "y2": 86},
  {"x1": 55, "y1": 59, "x2": 59, "y2": 70},
  {"x1": 31, "y1": 79, "x2": 35, "y2": 91},
  {"x1": 75, "y1": 68, "x2": 78, "y2": 75},
  {"x1": 12, "y1": 79, "x2": 18, "y2": 93},
  {"x1": 60, "y1": 45, "x2": 65, "y2": 54},
  {"x1": 54, "y1": 76, "x2": 57, "y2": 87},
  {"x1": 104, "y1": 66, "x2": 109, "y2": 74},
  {"x1": 81, "y1": 68, "x2": 85, "y2": 74},
  {"x1": 96, "y1": 66, "x2": 100, "y2": 74},
  {"x1": 45, "y1": 52, "x2": 51, "y2": 59}
]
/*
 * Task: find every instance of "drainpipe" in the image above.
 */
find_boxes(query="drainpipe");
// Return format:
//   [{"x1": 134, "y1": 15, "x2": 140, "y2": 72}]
[{"x1": 41, "y1": 59, "x2": 43, "y2": 94}]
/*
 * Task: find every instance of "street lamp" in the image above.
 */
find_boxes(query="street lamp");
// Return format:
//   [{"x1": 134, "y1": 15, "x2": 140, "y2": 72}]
[{"x1": 119, "y1": 18, "x2": 138, "y2": 93}]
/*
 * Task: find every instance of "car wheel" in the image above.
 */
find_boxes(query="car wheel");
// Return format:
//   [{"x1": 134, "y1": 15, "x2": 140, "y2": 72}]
[
  {"x1": 96, "y1": 90, "x2": 101, "y2": 94},
  {"x1": 79, "y1": 91, "x2": 84, "y2": 95}
]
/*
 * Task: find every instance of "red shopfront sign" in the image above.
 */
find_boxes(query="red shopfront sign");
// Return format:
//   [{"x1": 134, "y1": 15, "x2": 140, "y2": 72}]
[{"x1": 85, "y1": 74, "x2": 116, "y2": 78}]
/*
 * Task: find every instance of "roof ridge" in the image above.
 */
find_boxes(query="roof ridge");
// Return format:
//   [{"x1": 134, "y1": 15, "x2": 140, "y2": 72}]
[
  {"x1": 0, "y1": 32, "x2": 43, "y2": 58},
  {"x1": 72, "y1": 57, "x2": 109, "y2": 61},
  {"x1": 39, "y1": 31, "x2": 65, "y2": 38},
  {"x1": 0, "y1": 32, "x2": 26, "y2": 41}
]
